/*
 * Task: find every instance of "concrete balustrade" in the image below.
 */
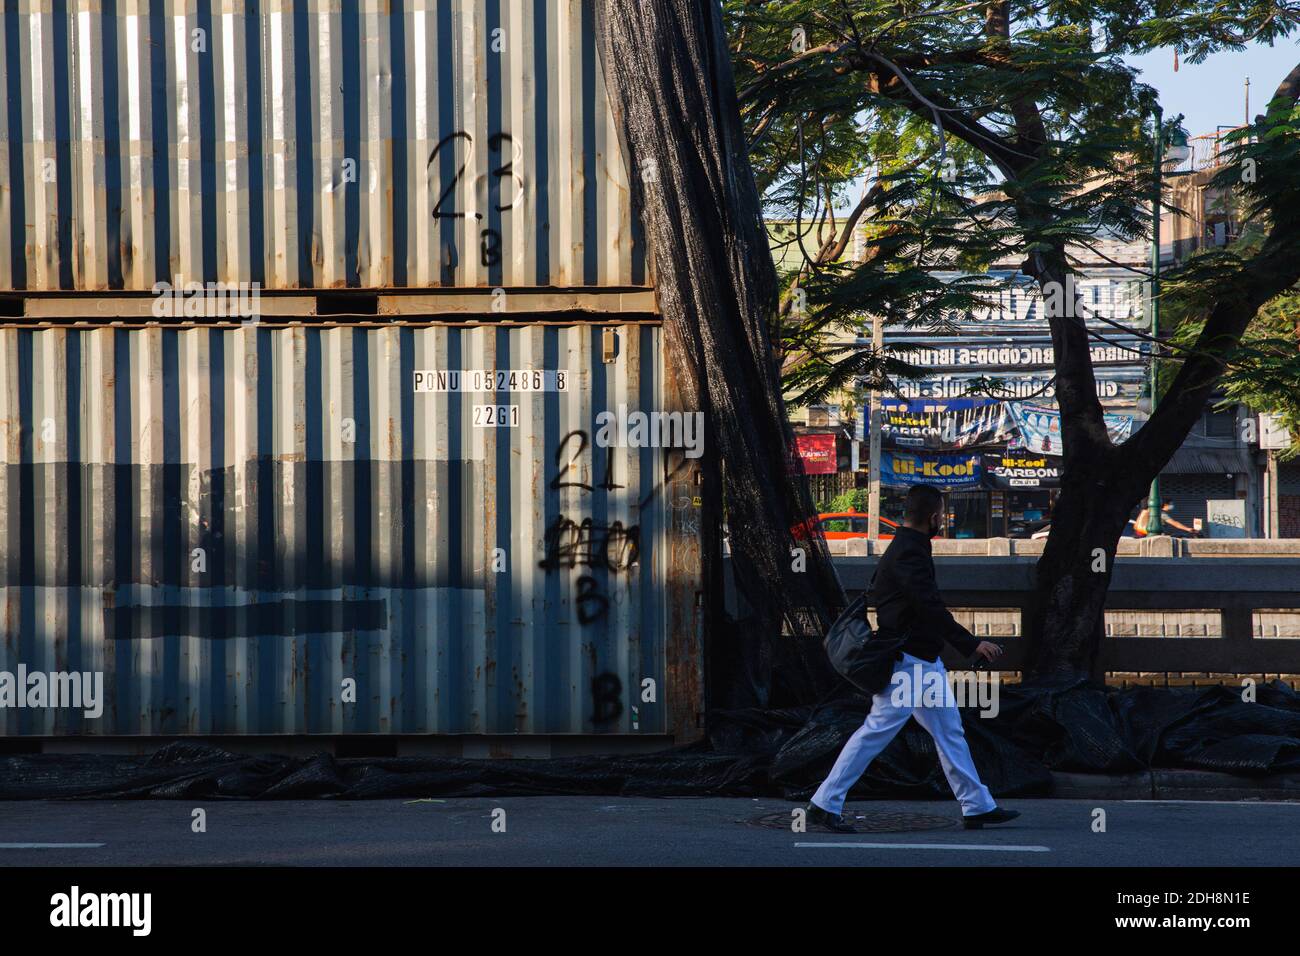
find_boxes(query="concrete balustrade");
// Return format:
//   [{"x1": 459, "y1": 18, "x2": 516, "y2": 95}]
[
  {"x1": 722, "y1": 547, "x2": 1300, "y2": 680},
  {"x1": 828, "y1": 535, "x2": 1300, "y2": 557}
]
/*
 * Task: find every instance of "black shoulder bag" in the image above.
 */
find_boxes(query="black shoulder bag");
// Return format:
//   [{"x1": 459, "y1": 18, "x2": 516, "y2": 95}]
[{"x1": 822, "y1": 570, "x2": 909, "y2": 696}]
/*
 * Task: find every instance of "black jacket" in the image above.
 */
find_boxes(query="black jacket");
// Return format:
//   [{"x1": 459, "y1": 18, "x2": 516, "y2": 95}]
[{"x1": 868, "y1": 525, "x2": 979, "y2": 662}]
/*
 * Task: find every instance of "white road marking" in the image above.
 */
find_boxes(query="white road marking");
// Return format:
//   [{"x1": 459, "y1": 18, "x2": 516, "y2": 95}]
[
  {"x1": 1121, "y1": 800, "x2": 1300, "y2": 806},
  {"x1": 796, "y1": 842, "x2": 1049, "y2": 852},
  {"x1": 0, "y1": 843, "x2": 105, "y2": 849}
]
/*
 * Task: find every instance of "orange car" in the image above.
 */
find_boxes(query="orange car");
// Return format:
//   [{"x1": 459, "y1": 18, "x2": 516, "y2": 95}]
[{"x1": 793, "y1": 511, "x2": 899, "y2": 541}]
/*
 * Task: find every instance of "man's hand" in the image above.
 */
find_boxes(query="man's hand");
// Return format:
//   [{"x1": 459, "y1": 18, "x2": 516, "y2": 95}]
[{"x1": 974, "y1": 641, "x2": 1003, "y2": 662}]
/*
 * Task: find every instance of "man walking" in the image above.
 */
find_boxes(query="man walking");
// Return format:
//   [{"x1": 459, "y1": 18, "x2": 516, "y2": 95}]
[{"x1": 806, "y1": 484, "x2": 1020, "y2": 833}]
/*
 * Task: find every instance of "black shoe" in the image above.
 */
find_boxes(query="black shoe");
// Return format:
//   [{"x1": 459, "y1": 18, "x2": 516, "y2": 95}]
[
  {"x1": 805, "y1": 802, "x2": 857, "y2": 833},
  {"x1": 962, "y1": 807, "x2": 1020, "y2": 829}
]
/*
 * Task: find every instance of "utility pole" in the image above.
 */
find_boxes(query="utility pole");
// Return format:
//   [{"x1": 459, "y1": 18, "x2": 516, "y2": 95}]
[
  {"x1": 865, "y1": 310, "x2": 884, "y2": 547},
  {"x1": 1266, "y1": 448, "x2": 1280, "y2": 539},
  {"x1": 1147, "y1": 102, "x2": 1165, "y2": 533}
]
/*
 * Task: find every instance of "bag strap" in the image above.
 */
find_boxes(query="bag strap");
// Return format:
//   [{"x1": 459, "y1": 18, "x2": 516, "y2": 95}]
[
  {"x1": 830, "y1": 562, "x2": 878, "y2": 613},
  {"x1": 857, "y1": 568, "x2": 879, "y2": 613}
]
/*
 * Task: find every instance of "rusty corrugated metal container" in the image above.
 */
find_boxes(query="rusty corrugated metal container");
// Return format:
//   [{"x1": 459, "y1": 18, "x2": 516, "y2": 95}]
[
  {"x1": 0, "y1": 323, "x2": 700, "y2": 735},
  {"x1": 0, "y1": 2, "x2": 704, "y2": 742},
  {"x1": 0, "y1": 0, "x2": 645, "y2": 292}
]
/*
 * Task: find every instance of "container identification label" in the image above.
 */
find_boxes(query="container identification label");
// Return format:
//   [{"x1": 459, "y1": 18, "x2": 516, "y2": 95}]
[
  {"x1": 413, "y1": 369, "x2": 569, "y2": 393},
  {"x1": 473, "y1": 405, "x2": 521, "y2": 427}
]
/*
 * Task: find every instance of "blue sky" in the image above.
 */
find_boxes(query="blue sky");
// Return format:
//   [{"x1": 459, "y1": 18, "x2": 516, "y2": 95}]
[{"x1": 1126, "y1": 43, "x2": 1299, "y2": 138}]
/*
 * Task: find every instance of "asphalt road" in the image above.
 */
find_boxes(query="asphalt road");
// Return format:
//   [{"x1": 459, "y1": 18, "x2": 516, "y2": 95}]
[{"x1": 1, "y1": 797, "x2": 1297, "y2": 867}]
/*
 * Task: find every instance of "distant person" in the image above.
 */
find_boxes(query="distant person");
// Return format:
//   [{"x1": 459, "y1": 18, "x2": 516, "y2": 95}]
[
  {"x1": 1130, "y1": 500, "x2": 1198, "y2": 537},
  {"x1": 804, "y1": 484, "x2": 1020, "y2": 833}
]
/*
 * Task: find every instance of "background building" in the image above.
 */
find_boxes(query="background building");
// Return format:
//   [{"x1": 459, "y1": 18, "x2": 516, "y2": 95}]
[{"x1": 845, "y1": 124, "x2": 1288, "y2": 537}]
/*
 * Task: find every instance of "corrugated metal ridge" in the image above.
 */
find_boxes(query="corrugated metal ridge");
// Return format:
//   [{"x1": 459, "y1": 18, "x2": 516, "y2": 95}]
[
  {"x1": 0, "y1": 0, "x2": 648, "y2": 292},
  {"x1": 1163, "y1": 447, "x2": 1254, "y2": 475},
  {"x1": 0, "y1": 323, "x2": 671, "y2": 736}
]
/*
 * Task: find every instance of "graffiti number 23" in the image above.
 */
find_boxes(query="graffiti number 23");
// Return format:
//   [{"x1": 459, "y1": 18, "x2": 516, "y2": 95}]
[{"x1": 427, "y1": 131, "x2": 523, "y2": 267}]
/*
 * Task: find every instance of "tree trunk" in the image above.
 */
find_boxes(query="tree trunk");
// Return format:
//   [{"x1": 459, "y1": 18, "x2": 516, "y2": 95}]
[
  {"x1": 1023, "y1": 66, "x2": 1300, "y2": 679},
  {"x1": 1022, "y1": 463, "x2": 1146, "y2": 679},
  {"x1": 597, "y1": 0, "x2": 844, "y2": 704},
  {"x1": 1014, "y1": 244, "x2": 1129, "y2": 680}
]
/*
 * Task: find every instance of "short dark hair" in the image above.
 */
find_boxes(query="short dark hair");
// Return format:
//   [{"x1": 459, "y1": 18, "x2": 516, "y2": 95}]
[{"x1": 903, "y1": 484, "x2": 945, "y2": 524}]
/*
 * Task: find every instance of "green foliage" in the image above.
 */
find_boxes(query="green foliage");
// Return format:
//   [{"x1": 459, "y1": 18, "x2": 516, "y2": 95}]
[
  {"x1": 1220, "y1": 292, "x2": 1300, "y2": 458},
  {"x1": 727, "y1": 0, "x2": 1300, "y2": 412},
  {"x1": 823, "y1": 488, "x2": 872, "y2": 513}
]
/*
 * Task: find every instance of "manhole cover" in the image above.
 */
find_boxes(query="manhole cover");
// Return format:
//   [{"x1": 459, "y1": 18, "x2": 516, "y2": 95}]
[{"x1": 746, "y1": 808, "x2": 957, "y2": 833}]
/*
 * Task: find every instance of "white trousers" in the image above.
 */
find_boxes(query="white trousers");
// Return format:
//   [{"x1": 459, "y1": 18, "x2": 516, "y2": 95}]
[{"x1": 811, "y1": 651, "x2": 996, "y2": 817}]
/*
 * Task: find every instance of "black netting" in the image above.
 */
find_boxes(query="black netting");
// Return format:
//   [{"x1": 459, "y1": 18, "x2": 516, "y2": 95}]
[
  {"x1": 4, "y1": 680, "x2": 1299, "y2": 799},
  {"x1": 597, "y1": 0, "x2": 845, "y2": 710}
]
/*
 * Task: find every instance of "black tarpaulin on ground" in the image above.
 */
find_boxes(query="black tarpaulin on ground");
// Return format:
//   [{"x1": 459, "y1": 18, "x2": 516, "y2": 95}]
[
  {"x1": 0, "y1": 745, "x2": 773, "y2": 801},
  {"x1": 3, "y1": 680, "x2": 1300, "y2": 800}
]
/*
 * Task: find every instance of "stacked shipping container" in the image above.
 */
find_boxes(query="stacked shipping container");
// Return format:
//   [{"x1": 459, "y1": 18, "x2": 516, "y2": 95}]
[{"x1": 0, "y1": 1, "x2": 701, "y2": 740}]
